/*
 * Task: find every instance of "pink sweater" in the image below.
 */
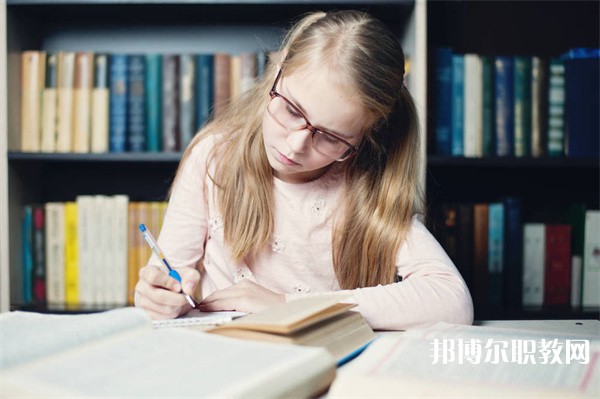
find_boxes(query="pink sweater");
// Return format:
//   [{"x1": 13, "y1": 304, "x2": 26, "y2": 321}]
[{"x1": 150, "y1": 136, "x2": 474, "y2": 330}]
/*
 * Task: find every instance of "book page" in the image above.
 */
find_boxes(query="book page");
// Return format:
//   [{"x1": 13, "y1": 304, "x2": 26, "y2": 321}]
[
  {"x1": 0, "y1": 307, "x2": 149, "y2": 369},
  {"x1": 330, "y1": 322, "x2": 599, "y2": 398},
  {"x1": 152, "y1": 309, "x2": 247, "y2": 328},
  {"x1": 2, "y1": 327, "x2": 335, "y2": 398}
]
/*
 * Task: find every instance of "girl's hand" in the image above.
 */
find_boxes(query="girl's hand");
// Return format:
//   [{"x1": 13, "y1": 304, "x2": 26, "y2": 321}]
[
  {"x1": 199, "y1": 280, "x2": 285, "y2": 313},
  {"x1": 135, "y1": 265, "x2": 200, "y2": 320}
]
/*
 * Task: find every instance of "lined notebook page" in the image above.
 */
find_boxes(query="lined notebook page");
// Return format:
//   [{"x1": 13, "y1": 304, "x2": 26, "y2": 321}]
[{"x1": 152, "y1": 309, "x2": 247, "y2": 328}]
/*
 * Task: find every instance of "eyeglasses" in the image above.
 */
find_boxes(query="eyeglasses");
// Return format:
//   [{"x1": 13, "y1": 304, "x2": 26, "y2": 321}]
[{"x1": 267, "y1": 69, "x2": 358, "y2": 161}]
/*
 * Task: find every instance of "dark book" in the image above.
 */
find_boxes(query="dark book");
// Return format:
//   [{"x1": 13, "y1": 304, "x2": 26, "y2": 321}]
[
  {"x1": 213, "y1": 53, "x2": 231, "y2": 119},
  {"x1": 531, "y1": 57, "x2": 548, "y2": 158},
  {"x1": 547, "y1": 58, "x2": 565, "y2": 157},
  {"x1": 451, "y1": 54, "x2": 464, "y2": 157},
  {"x1": 109, "y1": 54, "x2": 128, "y2": 153},
  {"x1": 179, "y1": 54, "x2": 196, "y2": 150},
  {"x1": 32, "y1": 205, "x2": 46, "y2": 304},
  {"x1": 22, "y1": 206, "x2": 33, "y2": 304},
  {"x1": 502, "y1": 197, "x2": 522, "y2": 309},
  {"x1": 488, "y1": 202, "x2": 504, "y2": 307},
  {"x1": 434, "y1": 47, "x2": 453, "y2": 156},
  {"x1": 145, "y1": 54, "x2": 162, "y2": 152},
  {"x1": 127, "y1": 55, "x2": 146, "y2": 152},
  {"x1": 195, "y1": 54, "x2": 214, "y2": 131},
  {"x1": 544, "y1": 224, "x2": 572, "y2": 306},
  {"x1": 162, "y1": 55, "x2": 180, "y2": 152},
  {"x1": 481, "y1": 56, "x2": 495, "y2": 157},
  {"x1": 513, "y1": 56, "x2": 531, "y2": 157},
  {"x1": 456, "y1": 203, "x2": 474, "y2": 291},
  {"x1": 472, "y1": 203, "x2": 489, "y2": 312},
  {"x1": 494, "y1": 56, "x2": 514, "y2": 157}
]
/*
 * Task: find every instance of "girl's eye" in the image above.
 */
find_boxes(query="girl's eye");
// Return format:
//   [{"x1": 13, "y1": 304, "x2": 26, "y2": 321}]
[
  {"x1": 285, "y1": 104, "x2": 303, "y2": 119},
  {"x1": 321, "y1": 132, "x2": 341, "y2": 145}
]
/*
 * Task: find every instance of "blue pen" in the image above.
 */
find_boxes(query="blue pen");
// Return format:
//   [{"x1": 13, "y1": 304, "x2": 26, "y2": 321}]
[{"x1": 138, "y1": 224, "x2": 200, "y2": 309}]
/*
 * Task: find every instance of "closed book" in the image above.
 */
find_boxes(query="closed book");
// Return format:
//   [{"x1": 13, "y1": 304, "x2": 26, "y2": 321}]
[
  {"x1": 72, "y1": 52, "x2": 94, "y2": 153},
  {"x1": 565, "y1": 49, "x2": 600, "y2": 158},
  {"x1": 45, "y1": 202, "x2": 65, "y2": 307},
  {"x1": 463, "y1": 54, "x2": 483, "y2": 158},
  {"x1": 179, "y1": 54, "x2": 196, "y2": 150},
  {"x1": 522, "y1": 223, "x2": 545, "y2": 308},
  {"x1": 40, "y1": 52, "x2": 58, "y2": 153},
  {"x1": 91, "y1": 54, "x2": 109, "y2": 153},
  {"x1": 240, "y1": 52, "x2": 258, "y2": 93},
  {"x1": 481, "y1": 56, "x2": 495, "y2": 157},
  {"x1": 513, "y1": 56, "x2": 532, "y2": 157},
  {"x1": 64, "y1": 202, "x2": 78, "y2": 308},
  {"x1": 127, "y1": 55, "x2": 146, "y2": 152},
  {"x1": 544, "y1": 224, "x2": 571, "y2": 306},
  {"x1": 487, "y1": 202, "x2": 504, "y2": 307},
  {"x1": 56, "y1": 51, "x2": 75, "y2": 153},
  {"x1": 145, "y1": 54, "x2": 162, "y2": 152},
  {"x1": 32, "y1": 206, "x2": 46, "y2": 304},
  {"x1": 451, "y1": 54, "x2": 464, "y2": 157},
  {"x1": 502, "y1": 197, "x2": 522, "y2": 309},
  {"x1": 456, "y1": 203, "x2": 474, "y2": 290},
  {"x1": 195, "y1": 54, "x2": 214, "y2": 131},
  {"x1": 547, "y1": 58, "x2": 565, "y2": 157},
  {"x1": 127, "y1": 202, "x2": 140, "y2": 305},
  {"x1": 109, "y1": 54, "x2": 128, "y2": 153},
  {"x1": 20, "y1": 51, "x2": 45, "y2": 152},
  {"x1": 76, "y1": 196, "x2": 94, "y2": 307},
  {"x1": 565, "y1": 204, "x2": 587, "y2": 307},
  {"x1": 213, "y1": 53, "x2": 231, "y2": 118},
  {"x1": 434, "y1": 47, "x2": 453, "y2": 156},
  {"x1": 162, "y1": 55, "x2": 180, "y2": 152},
  {"x1": 112, "y1": 195, "x2": 129, "y2": 306},
  {"x1": 530, "y1": 57, "x2": 548, "y2": 158},
  {"x1": 21, "y1": 206, "x2": 33, "y2": 304},
  {"x1": 494, "y1": 56, "x2": 514, "y2": 157},
  {"x1": 472, "y1": 203, "x2": 489, "y2": 311},
  {"x1": 229, "y1": 54, "x2": 242, "y2": 100},
  {"x1": 437, "y1": 203, "x2": 458, "y2": 262},
  {"x1": 582, "y1": 210, "x2": 600, "y2": 307},
  {"x1": 93, "y1": 195, "x2": 110, "y2": 306}
]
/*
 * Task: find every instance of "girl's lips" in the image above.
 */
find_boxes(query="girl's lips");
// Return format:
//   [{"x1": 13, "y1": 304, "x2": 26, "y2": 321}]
[{"x1": 276, "y1": 150, "x2": 300, "y2": 166}]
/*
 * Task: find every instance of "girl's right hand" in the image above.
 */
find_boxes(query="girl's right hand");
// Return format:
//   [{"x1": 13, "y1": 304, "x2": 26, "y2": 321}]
[{"x1": 134, "y1": 265, "x2": 200, "y2": 320}]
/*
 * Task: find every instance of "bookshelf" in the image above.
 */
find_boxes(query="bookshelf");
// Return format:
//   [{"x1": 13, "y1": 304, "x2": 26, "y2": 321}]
[
  {"x1": 1, "y1": 1, "x2": 427, "y2": 311},
  {"x1": 426, "y1": 1, "x2": 599, "y2": 320}
]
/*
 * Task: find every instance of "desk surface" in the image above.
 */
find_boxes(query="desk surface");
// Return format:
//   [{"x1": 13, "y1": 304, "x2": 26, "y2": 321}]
[{"x1": 475, "y1": 319, "x2": 600, "y2": 338}]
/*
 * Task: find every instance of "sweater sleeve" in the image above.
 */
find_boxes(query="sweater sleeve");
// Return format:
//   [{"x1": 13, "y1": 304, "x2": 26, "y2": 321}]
[
  {"x1": 285, "y1": 217, "x2": 474, "y2": 330},
  {"x1": 146, "y1": 140, "x2": 210, "y2": 271}
]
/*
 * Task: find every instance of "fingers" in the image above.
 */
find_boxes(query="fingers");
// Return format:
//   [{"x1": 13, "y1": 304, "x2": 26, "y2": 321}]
[
  {"x1": 175, "y1": 266, "x2": 201, "y2": 296},
  {"x1": 136, "y1": 265, "x2": 196, "y2": 319},
  {"x1": 139, "y1": 265, "x2": 181, "y2": 292}
]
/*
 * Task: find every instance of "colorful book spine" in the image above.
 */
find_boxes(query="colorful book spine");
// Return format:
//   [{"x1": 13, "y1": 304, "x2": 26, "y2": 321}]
[
  {"x1": 91, "y1": 54, "x2": 110, "y2": 153},
  {"x1": 45, "y1": 202, "x2": 65, "y2": 306},
  {"x1": 543, "y1": 224, "x2": 571, "y2": 306},
  {"x1": 213, "y1": 53, "x2": 231, "y2": 119},
  {"x1": 472, "y1": 203, "x2": 489, "y2": 309},
  {"x1": 32, "y1": 206, "x2": 46, "y2": 304},
  {"x1": 179, "y1": 54, "x2": 196, "y2": 150},
  {"x1": 547, "y1": 58, "x2": 565, "y2": 157},
  {"x1": 463, "y1": 54, "x2": 483, "y2": 158},
  {"x1": 487, "y1": 202, "x2": 504, "y2": 307},
  {"x1": 162, "y1": 55, "x2": 180, "y2": 152},
  {"x1": 503, "y1": 197, "x2": 522, "y2": 308},
  {"x1": 522, "y1": 223, "x2": 545, "y2": 308},
  {"x1": 145, "y1": 54, "x2": 162, "y2": 152},
  {"x1": 434, "y1": 47, "x2": 453, "y2": 156},
  {"x1": 127, "y1": 55, "x2": 147, "y2": 152},
  {"x1": 451, "y1": 54, "x2": 464, "y2": 157},
  {"x1": 22, "y1": 206, "x2": 33, "y2": 304},
  {"x1": 64, "y1": 202, "x2": 78, "y2": 308},
  {"x1": 481, "y1": 56, "x2": 495, "y2": 157},
  {"x1": 109, "y1": 54, "x2": 128, "y2": 152},
  {"x1": 530, "y1": 57, "x2": 548, "y2": 158},
  {"x1": 195, "y1": 54, "x2": 214, "y2": 131},
  {"x1": 513, "y1": 56, "x2": 531, "y2": 157},
  {"x1": 494, "y1": 56, "x2": 514, "y2": 157}
]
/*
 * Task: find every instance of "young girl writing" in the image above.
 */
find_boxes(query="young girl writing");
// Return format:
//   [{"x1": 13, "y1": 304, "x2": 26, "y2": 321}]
[{"x1": 135, "y1": 10, "x2": 474, "y2": 330}]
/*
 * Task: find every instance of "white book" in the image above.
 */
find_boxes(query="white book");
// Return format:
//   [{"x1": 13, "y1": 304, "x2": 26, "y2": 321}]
[
  {"x1": 44, "y1": 203, "x2": 65, "y2": 306},
  {"x1": 522, "y1": 223, "x2": 545, "y2": 307},
  {"x1": 55, "y1": 51, "x2": 75, "y2": 153},
  {"x1": 76, "y1": 196, "x2": 94, "y2": 307},
  {"x1": 463, "y1": 54, "x2": 483, "y2": 158},
  {"x1": 112, "y1": 195, "x2": 129, "y2": 306},
  {"x1": 582, "y1": 210, "x2": 600, "y2": 307},
  {"x1": 93, "y1": 195, "x2": 110, "y2": 306}
]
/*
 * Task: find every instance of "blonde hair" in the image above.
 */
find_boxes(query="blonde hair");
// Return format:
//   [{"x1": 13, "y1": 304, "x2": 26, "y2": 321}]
[{"x1": 174, "y1": 10, "x2": 423, "y2": 289}]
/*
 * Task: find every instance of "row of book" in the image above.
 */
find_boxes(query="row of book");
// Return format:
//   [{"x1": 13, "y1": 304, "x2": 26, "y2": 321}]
[
  {"x1": 433, "y1": 47, "x2": 599, "y2": 158},
  {"x1": 20, "y1": 50, "x2": 270, "y2": 154},
  {"x1": 22, "y1": 197, "x2": 168, "y2": 309},
  {"x1": 431, "y1": 200, "x2": 599, "y2": 310}
]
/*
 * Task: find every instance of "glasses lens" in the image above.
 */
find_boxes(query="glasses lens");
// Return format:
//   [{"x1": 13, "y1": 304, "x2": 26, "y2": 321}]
[
  {"x1": 313, "y1": 131, "x2": 352, "y2": 160},
  {"x1": 268, "y1": 96, "x2": 307, "y2": 131}
]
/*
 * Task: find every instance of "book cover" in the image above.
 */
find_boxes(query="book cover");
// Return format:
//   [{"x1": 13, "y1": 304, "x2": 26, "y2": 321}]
[
  {"x1": 40, "y1": 52, "x2": 58, "y2": 153},
  {"x1": 20, "y1": 51, "x2": 45, "y2": 152},
  {"x1": 494, "y1": 56, "x2": 514, "y2": 157},
  {"x1": 451, "y1": 54, "x2": 464, "y2": 157},
  {"x1": 162, "y1": 55, "x2": 180, "y2": 152},
  {"x1": 145, "y1": 54, "x2": 162, "y2": 152},
  {"x1": 565, "y1": 49, "x2": 599, "y2": 158},
  {"x1": 32, "y1": 206, "x2": 46, "y2": 304},
  {"x1": 544, "y1": 224, "x2": 571, "y2": 306},
  {"x1": 547, "y1": 58, "x2": 565, "y2": 157},
  {"x1": 109, "y1": 54, "x2": 128, "y2": 153},
  {"x1": 522, "y1": 224, "x2": 546, "y2": 308},
  {"x1": 513, "y1": 56, "x2": 532, "y2": 157},
  {"x1": 91, "y1": 54, "x2": 109, "y2": 153},
  {"x1": 21, "y1": 206, "x2": 33, "y2": 304},
  {"x1": 72, "y1": 52, "x2": 94, "y2": 153},
  {"x1": 434, "y1": 47, "x2": 453, "y2": 156},
  {"x1": 56, "y1": 51, "x2": 75, "y2": 153},
  {"x1": 64, "y1": 202, "x2": 78, "y2": 308},
  {"x1": 530, "y1": 56, "x2": 548, "y2": 158},
  {"x1": 481, "y1": 56, "x2": 495, "y2": 157},
  {"x1": 44, "y1": 203, "x2": 65, "y2": 307},
  {"x1": 179, "y1": 54, "x2": 196, "y2": 150},
  {"x1": 582, "y1": 210, "x2": 600, "y2": 307},
  {"x1": 195, "y1": 54, "x2": 214, "y2": 131},
  {"x1": 463, "y1": 54, "x2": 483, "y2": 158},
  {"x1": 127, "y1": 55, "x2": 146, "y2": 152},
  {"x1": 487, "y1": 202, "x2": 504, "y2": 307}
]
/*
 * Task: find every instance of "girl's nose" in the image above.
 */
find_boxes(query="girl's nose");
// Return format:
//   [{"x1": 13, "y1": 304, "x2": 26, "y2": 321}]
[{"x1": 286, "y1": 129, "x2": 312, "y2": 154}]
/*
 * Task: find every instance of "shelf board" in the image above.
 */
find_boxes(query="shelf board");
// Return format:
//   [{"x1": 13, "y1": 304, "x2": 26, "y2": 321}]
[
  {"x1": 7, "y1": 0, "x2": 412, "y2": 5},
  {"x1": 427, "y1": 156, "x2": 600, "y2": 168},
  {"x1": 8, "y1": 151, "x2": 184, "y2": 163}
]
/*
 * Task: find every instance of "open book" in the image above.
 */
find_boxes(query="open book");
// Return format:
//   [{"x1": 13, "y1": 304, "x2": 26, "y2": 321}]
[
  {"x1": 207, "y1": 295, "x2": 377, "y2": 365},
  {"x1": 329, "y1": 321, "x2": 599, "y2": 398},
  {"x1": 0, "y1": 307, "x2": 336, "y2": 398}
]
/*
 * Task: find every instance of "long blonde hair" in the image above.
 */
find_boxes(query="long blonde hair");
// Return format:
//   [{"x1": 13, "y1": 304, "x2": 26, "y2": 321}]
[{"x1": 174, "y1": 10, "x2": 423, "y2": 289}]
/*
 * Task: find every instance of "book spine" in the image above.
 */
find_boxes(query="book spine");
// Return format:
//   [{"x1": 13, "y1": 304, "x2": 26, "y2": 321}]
[
  {"x1": 195, "y1": 54, "x2": 214, "y2": 131},
  {"x1": 472, "y1": 203, "x2": 489, "y2": 310},
  {"x1": 481, "y1": 56, "x2": 495, "y2": 157},
  {"x1": 22, "y1": 206, "x2": 33, "y2": 304},
  {"x1": 113, "y1": 195, "x2": 130, "y2": 306},
  {"x1": 127, "y1": 202, "x2": 139, "y2": 305},
  {"x1": 451, "y1": 54, "x2": 464, "y2": 157},
  {"x1": 32, "y1": 205, "x2": 46, "y2": 304},
  {"x1": 56, "y1": 51, "x2": 75, "y2": 153},
  {"x1": 513, "y1": 56, "x2": 531, "y2": 157},
  {"x1": 434, "y1": 47, "x2": 453, "y2": 156},
  {"x1": 20, "y1": 51, "x2": 45, "y2": 152},
  {"x1": 72, "y1": 52, "x2": 94, "y2": 153},
  {"x1": 487, "y1": 202, "x2": 504, "y2": 307},
  {"x1": 543, "y1": 224, "x2": 571, "y2": 306},
  {"x1": 64, "y1": 202, "x2": 78, "y2": 308},
  {"x1": 91, "y1": 54, "x2": 110, "y2": 153},
  {"x1": 213, "y1": 53, "x2": 231, "y2": 119},
  {"x1": 456, "y1": 203, "x2": 474, "y2": 290},
  {"x1": 503, "y1": 197, "x2": 522, "y2": 308},
  {"x1": 522, "y1": 223, "x2": 545, "y2": 307},
  {"x1": 582, "y1": 210, "x2": 600, "y2": 307},
  {"x1": 45, "y1": 202, "x2": 65, "y2": 306},
  {"x1": 547, "y1": 58, "x2": 565, "y2": 157},
  {"x1": 179, "y1": 54, "x2": 196, "y2": 150},
  {"x1": 109, "y1": 54, "x2": 128, "y2": 153},
  {"x1": 494, "y1": 56, "x2": 514, "y2": 157},
  {"x1": 240, "y1": 52, "x2": 258, "y2": 94},
  {"x1": 40, "y1": 52, "x2": 58, "y2": 153},
  {"x1": 145, "y1": 54, "x2": 162, "y2": 152},
  {"x1": 530, "y1": 57, "x2": 548, "y2": 158},
  {"x1": 162, "y1": 55, "x2": 180, "y2": 152},
  {"x1": 463, "y1": 54, "x2": 483, "y2": 158},
  {"x1": 127, "y1": 55, "x2": 147, "y2": 152},
  {"x1": 76, "y1": 196, "x2": 94, "y2": 307}
]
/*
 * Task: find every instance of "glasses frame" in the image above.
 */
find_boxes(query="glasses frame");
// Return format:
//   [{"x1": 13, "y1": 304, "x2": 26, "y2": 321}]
[{"x1": 268, "y1": 68, "x2": 358, "y2": 161}]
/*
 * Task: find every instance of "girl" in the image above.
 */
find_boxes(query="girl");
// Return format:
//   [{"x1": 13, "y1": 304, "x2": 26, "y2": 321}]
[{"x1": 135, "y1": 10, "x2": 474, "y2": 330}]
